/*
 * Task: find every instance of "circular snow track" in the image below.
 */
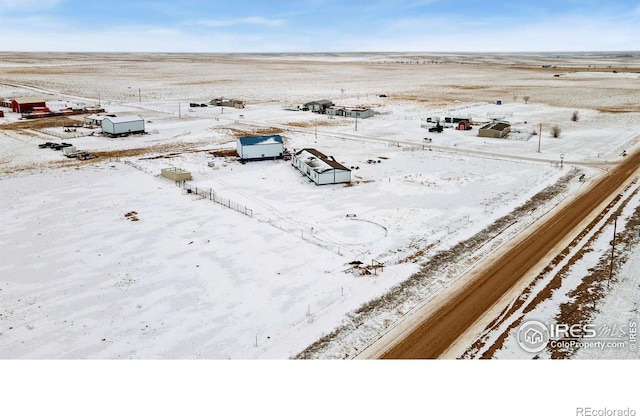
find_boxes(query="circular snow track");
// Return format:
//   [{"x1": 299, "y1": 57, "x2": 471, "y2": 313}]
[{"x1": 313, "y1": 218, "x2": 388, "y2": 245}]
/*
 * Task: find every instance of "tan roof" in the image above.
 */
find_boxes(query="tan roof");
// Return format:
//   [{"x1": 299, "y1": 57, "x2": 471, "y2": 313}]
[{"x1": 13, "y1": 97, "x2": 46, "y2": 104}]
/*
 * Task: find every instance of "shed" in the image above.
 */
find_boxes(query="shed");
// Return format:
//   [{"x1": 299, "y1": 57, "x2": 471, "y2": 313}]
[
  {"x1": 161, "y1": 167, "x2": 192, "y2": 182},
  {"x1": 456, "y1": 121, "x2": 471, "y2": 130},
  {"x1": 478, "y1": 122, "x2": 510, "y2": 138},
  {"x1": 236, "y1": 135, "x2": 284, "y2": 161},
  {"x1": 292, "y1": 148, "x2": 351, "y2": 185},
  {"x1": 304, "y1": 100, "x2": 333, "y2": 113},
  {"x1": 84, "y1": 114, "x2": 107, "y2": 127},
  {"x1": 11, "y1": 97, "x2": 46, "y2": 113},
  {"x1": 101, "y1": 115, "x2": 145, "y2": 137}
]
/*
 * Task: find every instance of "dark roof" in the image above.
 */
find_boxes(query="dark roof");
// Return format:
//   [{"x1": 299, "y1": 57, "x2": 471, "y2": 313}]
[
  {"x1": 304, "y1": 99, "x2": 333, "y2": 106},
  {"x1": 238, "y1": 135, "x2": 283, "y2": 146},
  {"x1": 480, "y1": 122, "x2": 510, "y2": 131},
  {"x1": 295, "y1": 148, "x2": 350, "y2": 172}
]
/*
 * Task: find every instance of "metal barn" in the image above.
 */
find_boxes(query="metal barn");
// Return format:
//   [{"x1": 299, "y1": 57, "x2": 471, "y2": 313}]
[
  {"x1": 236, "y1": 135, "x2": 284, "y2": 161},
  {"x1": 101, "y1": 115, "x2": 145, "y2": 136}
]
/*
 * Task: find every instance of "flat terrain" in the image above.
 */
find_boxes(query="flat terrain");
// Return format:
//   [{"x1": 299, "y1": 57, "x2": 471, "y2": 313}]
[
  {"x1": 1, "y1": 52, "x2": 639, "y2": 358},
  {"x1": 377, "y1": 148, "x2": 640, "y2": 358}
]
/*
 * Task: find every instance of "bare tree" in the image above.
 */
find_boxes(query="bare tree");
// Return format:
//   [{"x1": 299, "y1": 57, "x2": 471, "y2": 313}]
[
  {"x1": 572, "y1": 111, "x2": 579, "y2": 122},
  {"x1": 523, "y1": 96, "x2": 530, "y2": 104},
  {"x1": 552, "y1": 125, "x2": 562, "y2": 138}
]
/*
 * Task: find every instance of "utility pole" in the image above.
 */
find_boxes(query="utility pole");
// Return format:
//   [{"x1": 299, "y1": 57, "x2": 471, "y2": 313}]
[
  {"x1": 138, "y1": 88, "x2": 141, "y2": 103},
  {"x1": 608, "y1": 216, "x2": 617, "y2": 289},
  {"x1": 538, "y1": 123, "x2": 542, "y2": 153}
]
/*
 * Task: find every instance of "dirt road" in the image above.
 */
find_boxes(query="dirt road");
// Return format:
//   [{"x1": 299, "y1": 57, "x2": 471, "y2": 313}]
[{"x1": 375, "y1": 148, "x2": 640, "y2": 359}]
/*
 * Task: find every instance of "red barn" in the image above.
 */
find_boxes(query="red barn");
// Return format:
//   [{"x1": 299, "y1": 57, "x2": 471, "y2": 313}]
[{"x1": 11, "y1": 97, "x2": 46, "y2": 113}]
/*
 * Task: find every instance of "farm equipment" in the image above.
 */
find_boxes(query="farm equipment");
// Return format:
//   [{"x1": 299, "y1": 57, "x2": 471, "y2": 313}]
[{"x1": 428, "y1": 123, "x2": 443, "y2": 133}]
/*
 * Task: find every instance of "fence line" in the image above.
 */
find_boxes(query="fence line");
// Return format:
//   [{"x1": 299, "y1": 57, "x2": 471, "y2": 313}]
[
  {"x1": 34, "y1": 128, "x2": 91, "y2": 139},
  {"x1": 177, "y1": 181, "x2": 253, "y2": 217}
]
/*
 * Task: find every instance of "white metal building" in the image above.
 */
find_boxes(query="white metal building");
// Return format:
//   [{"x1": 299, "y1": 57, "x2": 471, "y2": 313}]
[
  {"x1": 292, "y1": 148, "x2": 351, "y2": 185},
  {"x1": 101, "y1": 115, "x2": 145, "y2": 137},
  {"x1": 236, "y1": 135, "x2": 284, "y2": 161}
]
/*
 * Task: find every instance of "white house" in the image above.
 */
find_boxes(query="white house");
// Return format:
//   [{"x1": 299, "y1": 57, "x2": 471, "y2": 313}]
[
  {"x1": 236, "y1": 135, "x2": 284, "y2": 161},
  {"x1": 325, "y1": 106, "x2": 374, "y2": 118},
  {"x1": 101, "y1": 115, "x2": 145, "y2": 137},
  {"x1": 292, "y1": 148, "x2": 351, "y2": 185}
]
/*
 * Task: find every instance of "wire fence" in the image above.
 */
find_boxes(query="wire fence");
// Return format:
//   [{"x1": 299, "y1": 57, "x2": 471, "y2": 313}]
[{"x1": 177, "y1": 181, "x2": 253, "y2": 217}]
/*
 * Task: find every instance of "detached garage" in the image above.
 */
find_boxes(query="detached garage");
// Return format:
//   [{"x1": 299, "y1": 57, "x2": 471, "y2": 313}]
[
  {"x1": 101, "y1": 115, "x2": 145, "y2": 137},
  {"x1": 236, "y1": 135, "x2": 284, "y2": 161}
]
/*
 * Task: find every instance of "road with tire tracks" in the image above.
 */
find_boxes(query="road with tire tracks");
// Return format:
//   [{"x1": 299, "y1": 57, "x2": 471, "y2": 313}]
[{"x1": 371, "y1": 147, "x2": 640, "y2": 359}]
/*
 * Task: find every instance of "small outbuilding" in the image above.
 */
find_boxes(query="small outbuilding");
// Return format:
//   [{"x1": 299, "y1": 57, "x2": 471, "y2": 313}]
[
  {"x1": 292, "y1": 148, "x2": 351, "y2": 185},
  {"x1": 236, "y1": 135, "x2": 284, "y2": 161},
  {"x1": 84, "y1": 114, "x2": 108, "y2": 127},
  {"x1": 101, "y1": 115, "x2": 145, "y2": 137},
  {"x1": 478, "y1": 122, "x2": 510, "y2": 138},
  {"x1": 11, "y1": 97, "x2": 46, "y2": 113},
  {"x1": 161, "y1": 167, "x2": 192, "y2": 182}
]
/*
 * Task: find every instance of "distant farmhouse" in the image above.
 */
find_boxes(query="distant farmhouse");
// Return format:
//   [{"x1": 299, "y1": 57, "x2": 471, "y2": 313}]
[
  {"x1": 304, "y1": 99, "x2": 333, "y2": 113},
  {"x1": 210, "y1": 98, "x2": 245, "y2": 109},
  {"x1": 325, "y1": 106, "x2": 374, "y2": 118},
  {"x1": 237, "y1": 135, "x2": 284, "y2": 161},
  {"x1": 292, "y1": 148, "x2": 351, "y2": 185},
  {"x1": 101, "y1": 115, "x2": 145, "y2": 137},
  {"x1": 478, "y1": 122, "x2": 510, "y2": 138}
]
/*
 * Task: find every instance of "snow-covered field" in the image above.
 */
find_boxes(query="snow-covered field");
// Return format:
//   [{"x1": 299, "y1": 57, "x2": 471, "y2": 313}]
[{"x1": 1, "y1": 52, "x2": 639, "y2": 358}]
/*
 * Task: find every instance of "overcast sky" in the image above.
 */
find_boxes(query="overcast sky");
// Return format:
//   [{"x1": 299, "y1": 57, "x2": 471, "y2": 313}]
[{"x1": 0, "y1": 0, "x2": 638, "y2": 53}]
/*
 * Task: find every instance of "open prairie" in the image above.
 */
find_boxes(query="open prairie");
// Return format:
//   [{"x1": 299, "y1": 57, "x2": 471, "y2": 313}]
[{"x1": 1, "y1": 52, "x2": 639, "y2": 358}]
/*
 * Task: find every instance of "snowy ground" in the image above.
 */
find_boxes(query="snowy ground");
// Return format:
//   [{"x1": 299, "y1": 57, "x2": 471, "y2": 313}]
[{"x1": 1, "y1": 52, "x2": 639, "y2": 358}]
